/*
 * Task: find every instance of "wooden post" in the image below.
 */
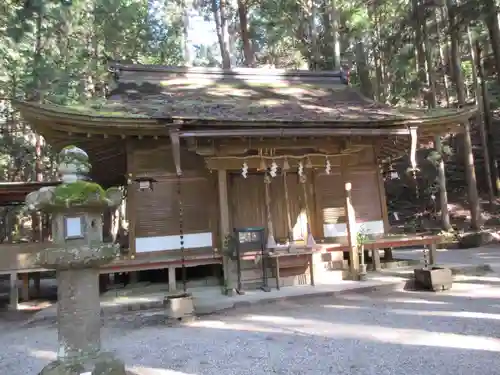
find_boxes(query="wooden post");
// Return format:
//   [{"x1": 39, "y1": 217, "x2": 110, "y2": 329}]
[
  {"x1": 282, "y1": 171, "x2": 293, "y2": 242},
  {"x1": 341, "y1": 160, "x2": 359, "y2": 279},
  {"x1": 300, "y1": 172, "x2": 316, "y2": 247},
  {"x1": 429, "y1": 242, "x2": 437, "y2": 265},
  {"x1": 264, "y1": 174, "x2": 277, "y2": 248},
  {"x1": 307, "y1": 169, "x2": 319, "y2": 238},
  {"x1": 33, "y1": 272, "x2": 41, "y2": 297},
  {"x1": 21, "y1": 273, "x2": 29, "y2": 301},
  {"x1": 168, "y1": 266, "x2": 177, "y2": 292},
  {"x1": 125, "y1": 139, "x2": 137, "y2": 256},
  {"x1": 9, "y1": 272, "x2": 19, "y2": 310},
  {"x1": 374, "y1": 144, "x2": 390, "y2": 233},
  {"x1": 128, "y1": 271, "x2": 138, "y2": 284},
  {"x1": 217, "y1": 169, "x2": 234, "y2": 294},
  {"x1": 371, "y1": 246, "x2": 381, "y2": 271}
]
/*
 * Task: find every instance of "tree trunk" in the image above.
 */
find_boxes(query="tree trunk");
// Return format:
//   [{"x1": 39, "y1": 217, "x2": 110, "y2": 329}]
[
  {"x1": 372, "y1": 12, "x2": 384, "y2": 101},
  {"x1": 484, "y1": 0, "x2": 500, "y2": 88},
  {"x1": 434, "y1": 9, "x2": 450, "y2": 107},
  {"x1": 463, "y1": 121, "x2": 482, "y2": 229},
  {"x1": 355, "y1": 38, "x2": 373, "y2": 98},
  {"x1": 446, "y1": 0, "x2": 465, "y2": 104},
  {"x1": 212, "y1": 0, "x2": 231, "y2": 68},
  {"x1": 237, "y1": 0, "x2": 254, "y2": 67},
  {"x1": 476, "y1": 41, "x2": 500, "y2": 197},
  {"x1": 309, "y1": 0, "x2": 320, "y2": 70},
  {"x1": 446, "y1": 0, "x2": 481, "y2": 230},
  {"x1": 421, "y1": 6, "x2": 452, "y2": 231},
  {"x1": 32, "y1": 7, "x2": 44, "y2": 242},
  {"x1": 435, "y1": 137, "x2": 452, "y2": 231},
  {"x1": 328, "y1": 0, "x2": 341, "y2": 70},
  {"x1": 413, "y1": 0, "x2": 427, "y2": 107},
  {"x1": 182, "y1": 0, "x2": 192, "y2": 66},
  {"x1": 469, "y1": 33, "x2": 495, "y2": 204}
]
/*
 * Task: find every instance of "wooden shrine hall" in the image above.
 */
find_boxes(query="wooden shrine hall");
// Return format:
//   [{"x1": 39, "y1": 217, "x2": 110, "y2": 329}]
[{"x1": 12, "y1": 64, "x2": 476, "y2": 295}]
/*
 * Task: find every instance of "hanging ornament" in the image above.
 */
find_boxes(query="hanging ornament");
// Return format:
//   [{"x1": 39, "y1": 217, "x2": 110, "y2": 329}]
[
  {"x1": 264, "y1": 173, "x2": 271, "y2": 184},
  {"x1": 241, "y1": 161, "x2": 248, "y2": 178},
  {"x1": 283, "y1": 158, "x2": 290, "y2": 171},
  {"x1": 270, "y1": 160, "x2": 278, "y2": 177},
  {"x1": 259, "y1": 158, "x2": 267, "y2": 171},
  {"x1": 298, "y1": 161, "x2": 304, "y2": 177},
  {"x1": 305, "y1": 157, "x2": 313, "y2": 169},
  {"x1": 325, "y1": 158, "x2": 331, "y2": 175}
]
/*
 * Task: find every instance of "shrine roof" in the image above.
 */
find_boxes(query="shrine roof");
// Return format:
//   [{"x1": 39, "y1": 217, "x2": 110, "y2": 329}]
[{"x1": 15, "y1": 64, "x2": 476, "y2": 133}]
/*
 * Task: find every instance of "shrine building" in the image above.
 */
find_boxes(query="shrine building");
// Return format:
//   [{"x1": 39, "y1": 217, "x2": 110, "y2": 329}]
[{"x1": 11, "y1": 64, "x2": 476, "y2": 296}]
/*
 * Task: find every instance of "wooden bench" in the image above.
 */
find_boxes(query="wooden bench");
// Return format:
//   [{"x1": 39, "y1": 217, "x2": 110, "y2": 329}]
[{"x1": 266, "y1": 248, "x2": 316, "y2": 290}]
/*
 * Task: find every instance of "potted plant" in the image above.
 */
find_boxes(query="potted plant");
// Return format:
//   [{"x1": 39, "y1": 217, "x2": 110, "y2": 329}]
[{"x1": 356, "y1": 225, "x2": 369, "y2": 281}]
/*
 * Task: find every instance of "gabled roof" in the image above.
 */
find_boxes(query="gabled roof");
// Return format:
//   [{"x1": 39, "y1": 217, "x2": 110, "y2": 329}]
[{"x1": 15, "y1": 64, "x2": 476, "y2": 132}]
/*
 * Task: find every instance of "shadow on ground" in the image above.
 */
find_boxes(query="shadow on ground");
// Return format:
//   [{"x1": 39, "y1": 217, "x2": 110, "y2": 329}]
[{"x1": 0, "y1": 272, "x2": 498, "y2": 375}]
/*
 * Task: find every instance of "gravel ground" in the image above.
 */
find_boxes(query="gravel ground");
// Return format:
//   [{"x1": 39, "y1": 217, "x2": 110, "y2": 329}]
[
  {"x1": 2, "y1": 273, "x2": 500, "y2": 375},
  {"x1": 393, "y1": 245, "x2": 500, "y2": 270}
]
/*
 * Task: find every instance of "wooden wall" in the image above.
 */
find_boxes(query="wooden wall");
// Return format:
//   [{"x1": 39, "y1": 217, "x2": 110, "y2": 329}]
[
  {"x1": 229, "y1": 157, "x2": 387, "y2": 241},
  {"x1": 126, "y1": 139, "x2": 389, "y2": 254},
  {"x1": 126, "y1": 139, "x2": 218, "y2": 254},
  {"x1": 314, "y1": 163, "x2": 386, "y2": 239},
  {"x1": 229, "y1": 173, "x2": 305, "y2": 240}
]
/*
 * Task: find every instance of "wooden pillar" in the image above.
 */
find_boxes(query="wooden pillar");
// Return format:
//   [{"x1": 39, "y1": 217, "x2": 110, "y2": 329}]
[
  {"x1": 21, "y1": 273, "x2": 29, "y2": 301},
  {"x1": 300, "y1": 170, "x2": 316, "y2": 247},
  {"x1": 429, "y1": 243, "x2": 437, "y2": 266},
  {"x1": 217, "y1": 169, "x2": 234, "y2": 293},
  {"x1": 168, "y1": 266, "x2": 177, "y2": 292},
  {"x1": 33, "y1": 272, "x2": 41, "y2": 297},
  {"x1": 372, "y1": 246, "x2": 381, "y2": 271},
  {"x1": 264, "y1": 173, "x2": 277, "y2": 248},
  {"x1": 282, "y1": 171, "x2": 294, "y2": 242},
  {"x1": 374, "y1": 143, "x2": 390, "y2": 233},
  {"x1": 126, "y1": 139, "x2": 137, "y2": 256},
  {"x1": 102, "y1": 209, "x2": 113, "y2": 242},
  {"x1": 341, "y1": 160, "x2": 359, "y2": 279},
  {"x1": 9, "y1": 272, "x2": 19, "y2": 310},
  {"x1": 374, "y1": 144, "x2": 392, "y2": 263},
  {"x1": 128, "y1": 271, "x2": 138, "y2": 284},
  {"x1": 306, "y1": 169, "x2": 319, "y2": 239}
]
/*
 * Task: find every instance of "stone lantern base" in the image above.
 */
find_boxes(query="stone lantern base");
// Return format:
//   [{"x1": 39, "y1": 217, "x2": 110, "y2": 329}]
[{"x1": 39, "y1": 352, "x2": 126, "y2": 375}]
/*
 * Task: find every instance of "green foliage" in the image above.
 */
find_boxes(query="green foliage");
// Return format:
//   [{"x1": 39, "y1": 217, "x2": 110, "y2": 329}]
[
  {"x1": 53, "y1": 180, "x2": 106, "y2": 206},
  {"x1": 356, "y1": 225, "x2": 369, "y2": 247}
]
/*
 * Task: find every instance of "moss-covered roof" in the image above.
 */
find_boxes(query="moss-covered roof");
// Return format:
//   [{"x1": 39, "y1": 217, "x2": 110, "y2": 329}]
[{"x1": 15, "y1": 65, "x2": 476, "y2": 130}]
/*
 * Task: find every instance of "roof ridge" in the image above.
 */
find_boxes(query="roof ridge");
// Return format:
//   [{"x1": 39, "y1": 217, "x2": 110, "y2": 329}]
[{"x1": 110, "y1": 63, "x2": 349, "y2": 81}]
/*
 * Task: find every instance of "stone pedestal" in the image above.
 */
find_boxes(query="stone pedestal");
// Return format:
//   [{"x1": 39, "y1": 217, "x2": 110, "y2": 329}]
[
  {"x1": 25, "y1": 146, "x2": 126, "y2": 375},
  {"x1": 57, "y1": 269, "x2": 101, "y2": 359},
  {"x1": 414, "y1": 267, "x2": 453, "y2": 292},
  {"x1": 164, "y1": 293, "x2": 195, "y2": 324},
  {"x1": 37, "y1": 250, "x2": 126, "y2": 375}
]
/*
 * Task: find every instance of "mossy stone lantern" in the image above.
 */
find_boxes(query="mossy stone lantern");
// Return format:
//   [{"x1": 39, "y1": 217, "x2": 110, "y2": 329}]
[{"x1": 25, "y1": 146, "x2": 127, "y2": 375}]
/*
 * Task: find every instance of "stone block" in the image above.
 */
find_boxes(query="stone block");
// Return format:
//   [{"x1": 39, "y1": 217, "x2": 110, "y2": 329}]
[
  {"x1": 458, "y1": 231, "x2": 498, "y2": 248},
  {"x1": 164, "y1": 293, "x2": 195, "y2": 320},
  {"x1": 38, "y1": 352, "x2": 126, "y2": 375},
  {"x1": 414, "y1": 267, "x2": 453, "y2": 292}
]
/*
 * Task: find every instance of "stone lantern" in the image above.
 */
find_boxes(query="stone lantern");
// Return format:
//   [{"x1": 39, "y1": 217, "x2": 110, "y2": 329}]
[{"x1": 25, "y1": 146, "x2": 126, "y2": 375}]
